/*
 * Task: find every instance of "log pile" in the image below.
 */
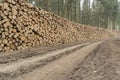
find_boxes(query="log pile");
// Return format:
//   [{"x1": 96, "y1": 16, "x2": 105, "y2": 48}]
[{"x1": 0, "y1": 0, "x2": 117, "y2": 52}]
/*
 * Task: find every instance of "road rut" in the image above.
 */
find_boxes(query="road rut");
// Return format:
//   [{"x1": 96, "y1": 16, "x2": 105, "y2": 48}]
[
  {"x1": 14, "y1": 41, "x2": 102, "y2": 80},
  {"x1": 0, "y1": 41, "x2": 92, "y2": 80}
]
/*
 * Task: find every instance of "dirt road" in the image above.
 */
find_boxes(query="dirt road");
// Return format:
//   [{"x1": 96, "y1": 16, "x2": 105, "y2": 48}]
[
  {"x1": 13, "y1": 41, "x2": 102, "y2": 80},
  {"x1": 69, "y1": 39, "x2": 120, "y2": 80},
  {"x1": 0, "y1": 39, "x2": 120, "y2": 80},
  {"x1": 0, "y1": 41, "x2": 92, "y2": 80}
]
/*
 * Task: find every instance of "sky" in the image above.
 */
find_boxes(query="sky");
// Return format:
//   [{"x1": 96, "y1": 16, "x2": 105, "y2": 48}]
[
  {"x1": 81, "y1": 0, "x2": 120, "y2": 9},
  {"x1": 81, "y1": 0, "x2": 93, "y2": 9}
]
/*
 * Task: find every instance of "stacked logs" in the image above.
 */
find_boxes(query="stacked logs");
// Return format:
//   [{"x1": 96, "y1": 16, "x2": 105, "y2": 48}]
[{"x1": 0, "y1": 0, "x2": 118, "y2": 52}]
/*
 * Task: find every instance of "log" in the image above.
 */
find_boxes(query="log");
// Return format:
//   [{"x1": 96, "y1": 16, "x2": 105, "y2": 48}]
[{"x1": 0, "y1": 0, "x2": 114, "y2": 53}]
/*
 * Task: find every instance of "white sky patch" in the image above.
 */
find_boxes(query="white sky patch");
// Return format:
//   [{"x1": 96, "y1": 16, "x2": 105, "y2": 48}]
[
  {"x1": 90, "y1": 0, "x2": 93, "y2": 8},
  {"x1": 80, "y1": 0, "x2": 84, "y2": 9},
  {"x1": 32, "y1": 1, "x2": 36, "y2": 5},
  {"x1": 80, "y1": 0, "x2": 94, "y2": 9}
]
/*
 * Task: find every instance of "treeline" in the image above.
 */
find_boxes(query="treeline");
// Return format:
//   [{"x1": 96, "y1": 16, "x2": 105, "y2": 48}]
[{"x1": 12, "y1": 0, "x2": 120, "y2": 30}]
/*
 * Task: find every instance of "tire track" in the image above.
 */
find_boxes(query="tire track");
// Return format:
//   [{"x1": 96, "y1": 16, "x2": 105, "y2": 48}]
[
  {"x1": 0, "y1": 42, "x2": 91, "y2": 80},
  {"x1": 13, "y1": 41, "x2": 102, "y2": 80}
]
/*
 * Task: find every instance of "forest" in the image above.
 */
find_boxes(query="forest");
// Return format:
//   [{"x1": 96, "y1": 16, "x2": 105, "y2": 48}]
[{"x1": 26, "y1": 0, "x2": 120, "y2": 30}]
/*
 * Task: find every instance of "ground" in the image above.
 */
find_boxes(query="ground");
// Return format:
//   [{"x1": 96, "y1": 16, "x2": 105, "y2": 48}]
[{"x1": 0, "y1": 39, "x2": 120, "y2": 80}]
